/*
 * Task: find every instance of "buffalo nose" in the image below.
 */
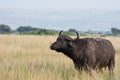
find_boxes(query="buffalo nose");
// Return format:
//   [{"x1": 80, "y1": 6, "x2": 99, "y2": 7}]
[{"x1": 50, "y1": 45, "x2": 55, "y2": 50}]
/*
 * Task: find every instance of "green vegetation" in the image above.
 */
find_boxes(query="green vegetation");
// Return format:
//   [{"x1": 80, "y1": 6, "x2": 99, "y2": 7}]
[
  {"x1": 17, "y1": 26, "x2": 39, "y2": 33},
  {"x1": 0, "y1": 24, "x2": 120, "y2": 36},
  {"x1": 0, "y1": 24, "x2": 11, "y2": 34},
  {"x1": 111, "y1": 27, "x2": 120, "y2": 35}
]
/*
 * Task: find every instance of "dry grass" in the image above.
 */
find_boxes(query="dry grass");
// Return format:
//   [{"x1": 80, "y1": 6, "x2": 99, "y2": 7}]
[{"x1": 0, "y1": 34, "x2": 120, "y2": 80}]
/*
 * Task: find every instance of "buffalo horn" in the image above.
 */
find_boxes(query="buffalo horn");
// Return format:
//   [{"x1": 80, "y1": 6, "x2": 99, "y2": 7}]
[
  {"x1": 59, "y1": 31, "x2": 63, "y2": 36},
  {"x1": 75, "y1": 31, "x2": 79, "y2": 40}
]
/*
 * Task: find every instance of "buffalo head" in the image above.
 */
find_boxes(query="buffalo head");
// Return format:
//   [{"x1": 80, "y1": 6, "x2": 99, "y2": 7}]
[{"x1": 50, "y1": 31, "x2": 79, "y2": 53}]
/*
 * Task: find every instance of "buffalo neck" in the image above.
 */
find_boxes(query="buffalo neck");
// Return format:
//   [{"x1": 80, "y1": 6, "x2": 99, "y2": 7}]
[{"x1": 61, "y1": 48, "x2": 75, "y2": 60}]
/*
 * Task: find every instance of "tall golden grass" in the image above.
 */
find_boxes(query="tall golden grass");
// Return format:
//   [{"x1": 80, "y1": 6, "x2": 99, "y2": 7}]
[{"x1": 0, "y1": 34, "x2": 120, "y2": 80}]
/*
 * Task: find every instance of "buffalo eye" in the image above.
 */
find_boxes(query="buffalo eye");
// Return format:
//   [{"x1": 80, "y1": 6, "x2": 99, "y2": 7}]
[
  {"x1": 67, "y1": 42, "x2": 74, "y2": 50},
  {"x1": 57, "y1": 38, "x2": 62, "y2": 41}
]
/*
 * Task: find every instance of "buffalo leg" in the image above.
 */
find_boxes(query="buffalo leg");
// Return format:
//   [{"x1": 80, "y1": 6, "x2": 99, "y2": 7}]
[{"x1": 108, "y1": 60, "x2": 115, "y2": 80}]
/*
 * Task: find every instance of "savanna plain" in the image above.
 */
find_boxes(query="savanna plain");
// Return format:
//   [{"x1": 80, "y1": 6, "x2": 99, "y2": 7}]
[{"x1": 0, "y1": 34, "x2": 120, "y2": 80}]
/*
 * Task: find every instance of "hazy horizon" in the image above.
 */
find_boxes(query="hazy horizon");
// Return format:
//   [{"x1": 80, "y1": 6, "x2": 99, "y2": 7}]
[{"x1": 0, "y1": 0, "x2": 120, "y2": 31}]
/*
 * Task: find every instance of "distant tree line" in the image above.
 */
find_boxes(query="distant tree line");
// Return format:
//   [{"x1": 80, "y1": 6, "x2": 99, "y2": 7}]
[
  {"x1": 0, "y1": 24, "x2": 58, "y2": 35},
  {"x1": 0, "y1": 24, "x2": 120, "y2": 36},
  {"x1": 111, "y1": 28, "x2": 120, "y2": 35},
  {"x1": 0, "y1": 24, "x2": 11, "y2": 33}
]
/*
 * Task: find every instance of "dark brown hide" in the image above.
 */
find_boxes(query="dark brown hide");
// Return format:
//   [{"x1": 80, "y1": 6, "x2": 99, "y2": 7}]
[{"x1": 50, "y1": 32, "x2": 115, "y2": 72}]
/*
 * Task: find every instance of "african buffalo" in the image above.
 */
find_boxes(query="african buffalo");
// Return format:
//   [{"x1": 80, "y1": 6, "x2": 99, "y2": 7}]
[{"x1": 50, "y1": 31, "x2": 115, "y2": 79}]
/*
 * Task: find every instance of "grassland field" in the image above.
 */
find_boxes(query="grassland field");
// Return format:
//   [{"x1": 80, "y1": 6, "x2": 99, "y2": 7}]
[{"x1": 0, "y1": 34, "x2": 120, "y2": 80}]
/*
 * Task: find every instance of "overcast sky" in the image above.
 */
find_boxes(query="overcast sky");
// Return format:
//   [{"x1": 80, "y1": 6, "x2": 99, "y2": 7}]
[
  {"x1": 0, "y1": 0, "x2": 120, "y2": 31},
  {"x1": 0, "y1": 0, "x2": 120, "y2": 10}
]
